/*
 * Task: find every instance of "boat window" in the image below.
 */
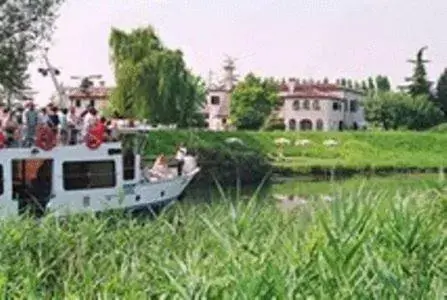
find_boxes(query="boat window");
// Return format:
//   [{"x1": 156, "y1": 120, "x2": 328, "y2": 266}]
[
  {"x1": 123, "y1": 150, "x2": 135, "y2": 181},
  {"x1": 63, "y1": 160, "x2": 116, "y2": 190},
  {"x1": 0, "y1": 164, "x2": 3, "y2": 195}
]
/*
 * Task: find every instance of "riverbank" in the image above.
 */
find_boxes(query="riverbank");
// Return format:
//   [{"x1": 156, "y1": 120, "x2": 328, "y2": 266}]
[
  {"x1": 145, "y1": 130, "x2": 447, "y2": 184},
  {"x1": 2, "y1": 178, "x2": 445, "y2": 297}
]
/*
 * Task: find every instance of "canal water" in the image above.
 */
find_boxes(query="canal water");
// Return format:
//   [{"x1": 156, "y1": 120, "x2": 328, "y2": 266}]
[{"x1": 183, "y1": 173, "x2": 444, "y2": 204}]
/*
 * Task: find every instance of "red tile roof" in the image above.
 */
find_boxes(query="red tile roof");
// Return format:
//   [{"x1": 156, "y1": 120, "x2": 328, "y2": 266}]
[{"x1": 279, "y1": 82, "x2": 289, "y2": 92}]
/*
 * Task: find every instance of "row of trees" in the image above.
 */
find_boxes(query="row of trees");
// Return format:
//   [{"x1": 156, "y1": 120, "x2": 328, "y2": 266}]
[{"x1": 365, "y1": 47, "x2": 447, "y2": 130}]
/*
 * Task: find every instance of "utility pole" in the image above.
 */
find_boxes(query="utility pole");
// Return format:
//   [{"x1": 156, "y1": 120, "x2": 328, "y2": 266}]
[{"x1": 39, "y1": 48, "x2": 66, "y2": 108}]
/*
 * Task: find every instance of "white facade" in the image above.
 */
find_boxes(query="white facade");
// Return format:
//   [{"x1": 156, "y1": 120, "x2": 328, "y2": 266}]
[
  {"x1": 201, "y1": 59, "x2": 367, "y2": 131},
  {"x1": 277, "y1": 81, "x2": 366, "y2": 131},
  {"x1": 204, "y1": 90, "x2": 230, "y2": 131},
  {"x1": 202, "y1": 57, "x2": 237, "y2": 131}
]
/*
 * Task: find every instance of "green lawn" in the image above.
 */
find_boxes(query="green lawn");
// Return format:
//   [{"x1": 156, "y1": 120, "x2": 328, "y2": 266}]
[{"x1": 145, "y1": 130, "x2": 447, "y2": 174}]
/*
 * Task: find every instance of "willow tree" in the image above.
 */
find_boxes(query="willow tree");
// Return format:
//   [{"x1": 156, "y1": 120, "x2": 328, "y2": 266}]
[{"x1": 109, "y1": 26, "x2": 205, "y2": 126}]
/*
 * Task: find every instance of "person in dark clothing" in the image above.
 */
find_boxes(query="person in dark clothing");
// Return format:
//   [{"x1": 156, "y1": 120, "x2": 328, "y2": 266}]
[{"x1": 47, "y1": 106, "x2": 60, "y2": 135}]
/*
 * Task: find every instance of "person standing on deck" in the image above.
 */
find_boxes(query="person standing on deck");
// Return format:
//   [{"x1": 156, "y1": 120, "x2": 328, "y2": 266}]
[
  {"x1": 174, "y1": 143, "x2": 187, "y2": 176},
  {"x1": 38, "y1": 107, "x2": 49, "y2": 125},
  {"x1": 67, "y1": 107, "x2": 79, "y2": 145},
  {"x1": 2, "y1": 108, "x2": 18, "y2": 147},
  {"x1": 23, "y1": 102, "x2": 38, "y2": 147},
  {"x1": 47, "y1": 106, "x2": 60, "y2": 136},
  {"x1": 59, "y1": 108, "x2": 68, "y2": 145}
]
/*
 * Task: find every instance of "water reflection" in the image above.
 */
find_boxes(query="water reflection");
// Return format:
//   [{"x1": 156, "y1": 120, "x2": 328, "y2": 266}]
[{"x1": 183, "y1": 173, "x2": 441, "y2": 207}]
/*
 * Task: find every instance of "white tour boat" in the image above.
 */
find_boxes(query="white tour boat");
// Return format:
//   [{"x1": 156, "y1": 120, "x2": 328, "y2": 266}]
[{"x1": 0, "y1": 127, "x2": 200, "y2": 218}]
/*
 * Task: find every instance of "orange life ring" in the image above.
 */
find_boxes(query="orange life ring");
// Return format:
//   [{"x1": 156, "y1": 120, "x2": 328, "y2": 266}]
[
  {"x1": 35, "y1": 126, "x2": 56, "y2": 151},
  {"x1": 86, "y1": 126, "x2": 103, "y2": 150},
  {"x1": 0, "y1": 132, "x2": 5, "y2": 149}
]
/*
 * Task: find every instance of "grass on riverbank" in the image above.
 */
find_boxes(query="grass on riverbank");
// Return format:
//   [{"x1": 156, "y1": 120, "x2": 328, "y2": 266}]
[
  {"x1": 0, "y1": 184, "x2": 445, "y2": 298},
  {"x1": 145, "y1": 130, "x2": 447, "y2": 175}
]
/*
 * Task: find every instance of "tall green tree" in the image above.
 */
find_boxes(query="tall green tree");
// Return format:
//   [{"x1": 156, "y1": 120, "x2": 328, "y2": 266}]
[
  {"x1": 0, "y1": 0, "x2": 64, "y2": 94},
  {"x1": 375, "y1": 75, "x2": 391, "y2": 92},
  {"x1": 404, "y1": 46, "x2": 432, "y2": 98},
  {"x1": 364, "y1": 91, "x2": 443, "y2": 130},
  {"x1": 230, "y1": 73, "x2": 278, "y2": 130},
  {"x1": 435, "y1": 68, "x2": 447, "y2": 115},
  {"x1": 109, "y1": 26, "x2": 205, "y2": 127}
]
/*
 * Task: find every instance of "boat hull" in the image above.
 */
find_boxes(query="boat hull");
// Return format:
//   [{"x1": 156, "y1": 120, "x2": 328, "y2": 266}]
[{"x1": 46, "y1": 167, "x2": 200, "y2": 217}]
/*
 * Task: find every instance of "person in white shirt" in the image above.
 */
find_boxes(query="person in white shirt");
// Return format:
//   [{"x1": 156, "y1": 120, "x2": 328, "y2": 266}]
[{"x1": 67, "y1": 107, "x2": 80, "y2": 145}]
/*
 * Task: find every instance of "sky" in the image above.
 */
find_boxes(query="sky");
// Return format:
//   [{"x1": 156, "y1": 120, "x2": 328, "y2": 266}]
[{"x1": 29, "y1": 0, "x2": 447, "y2": 105}]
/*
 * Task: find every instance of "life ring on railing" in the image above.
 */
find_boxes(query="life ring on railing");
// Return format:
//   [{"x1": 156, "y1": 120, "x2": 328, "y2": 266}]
[
  {"x1": 35, "y1": 126, "x2": 56, "y2": 151},
  {"x1": 0, "y1": 132, "x2": 5, "y2": 149},
  {"x1": 86, "y1": 126, "x2": 103, "y2": 150}
]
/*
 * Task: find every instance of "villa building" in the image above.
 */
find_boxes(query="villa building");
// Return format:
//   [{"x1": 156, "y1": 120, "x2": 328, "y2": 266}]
[
  {"x1": 51, "y1": 81, "x2": 112, "y2": 115},
  {"x1": 277, "y1": 79, "x2": 366, "y2": 131},
  {"x1": 203, "y1": 60, "x2": 367, "y2": 131}
]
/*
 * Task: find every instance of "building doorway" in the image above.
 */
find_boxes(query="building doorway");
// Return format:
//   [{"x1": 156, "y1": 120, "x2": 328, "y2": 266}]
[
  {"x1": 300, "y1": 119, "x2": 313, "y2": 131},
  {"x1": 288, "y1": 119, "x2": 297, "y2": 130}
]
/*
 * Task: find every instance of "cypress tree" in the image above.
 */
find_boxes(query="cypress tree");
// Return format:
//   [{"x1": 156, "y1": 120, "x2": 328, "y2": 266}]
[
  {"x1": 404, "y1": 46, "x2": 432, "y2": 98},
  {"x1": 435, "y1": 68, "x2": 447, "y2": 115}
]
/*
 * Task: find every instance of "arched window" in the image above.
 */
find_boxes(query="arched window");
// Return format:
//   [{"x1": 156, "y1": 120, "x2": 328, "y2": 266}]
[
  {"x1": 316, "y1": 119, "x2": 324, "y2": 131},
  {"x1": 288, "y1": 119, "x2": 297, "y2": 130},
  {"x1": 303, "y1": 99, "x2": 310, "y2": 110},
  {"x1": 299, "y1": 119, "x2": 313, "y2": 131},
  {"x1": 292, "y1": 100, "x2": 300, "y2": 110},
  {"x1": 312, "y1": 100, "x2": 320, "y2": 110}
]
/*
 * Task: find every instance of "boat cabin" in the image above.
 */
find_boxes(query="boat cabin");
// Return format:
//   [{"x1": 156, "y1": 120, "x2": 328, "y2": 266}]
[{"x1": 0, "y1": 127, "x2": 184, "y2": 218}]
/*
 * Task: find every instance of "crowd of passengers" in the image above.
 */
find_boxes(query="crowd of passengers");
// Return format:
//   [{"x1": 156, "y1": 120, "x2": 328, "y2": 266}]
[{"x1": 0, "y1": 101, "x2": 129, "y2": 148}]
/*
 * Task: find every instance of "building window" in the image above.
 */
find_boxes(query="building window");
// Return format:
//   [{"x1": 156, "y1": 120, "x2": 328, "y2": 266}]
[
  {"x1": 63, "y1": 160, "x2": 116, "y2": 190},
  {"x1": 75, "y1": 99, "x2": 81, "y2": 108},
  {"x1": 222, "y1": 118, "x2": 227, "y2": 125},
  {"x1": 332, "y1": 102, "x2": 341, "y2": 111},
  {"x1": 123, "y1": 151, "x2": 135, "y2": 181},
  {"x1": 210, "y1": 96, "x2": 220, "y2": 105},
  {"x1": 292, "y1": 100, "x2": 300, "y2": 110},
  {"x1": 89, "y1": 100, "x2": 95, "y2": 108},
  {"x1": 0, "y1": 164, "x2": 3, "y2": 195},
  {"x1": 303, "y1": 99, "x2": 310, "y2": 110},
  {"x1": 288, "y1": 119, "x2": 297, "y2": 130},
  {"x1": 316, "y1": 119, "x2": 324, "y2": 130},
  {"x1": 350, "y1": 100, "x2": 358, "y2": 112},
  {"x1": 312, "y1": 100, "x2": 320, "y2": 110}
]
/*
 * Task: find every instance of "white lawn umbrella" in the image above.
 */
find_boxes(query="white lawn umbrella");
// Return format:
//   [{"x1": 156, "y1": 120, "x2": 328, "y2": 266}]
[
  {"x1": 323, "y1": 139, "x2": 339, "y2": 147},
  {"x1": 225, "y1": 137, "x2": 244, "y2": 145},
  {"x1": 295, "y1": 139, "x2": 311, "y2": 146},
  {"x1": 274, "y1": 137, "x2": 291, "y2": 145}
]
